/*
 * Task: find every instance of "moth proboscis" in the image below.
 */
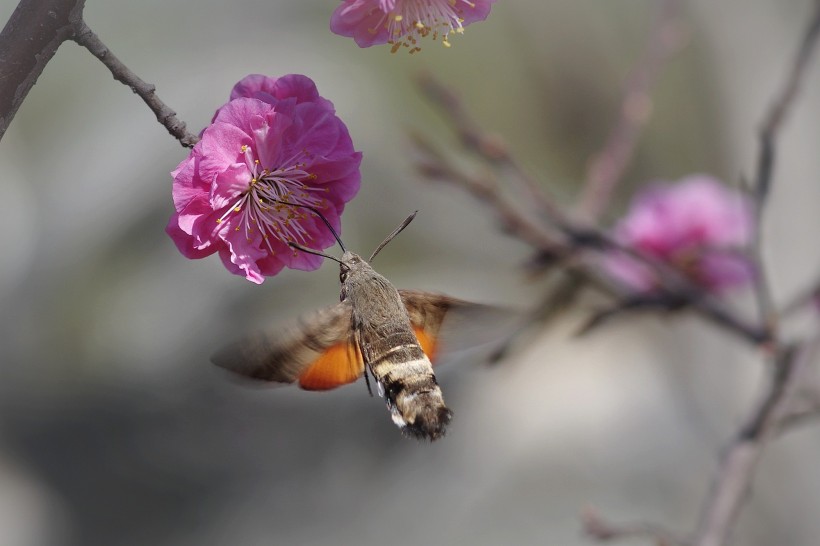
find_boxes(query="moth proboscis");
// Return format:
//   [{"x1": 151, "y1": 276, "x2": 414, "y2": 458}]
[{"x1": 212, "y1": 206, "x2": 511, "y2": 441}]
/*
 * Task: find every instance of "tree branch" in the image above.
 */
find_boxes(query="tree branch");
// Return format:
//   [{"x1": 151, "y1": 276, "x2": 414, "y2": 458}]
[
  {"x1": 0, "y1": 0, "x2": 86, "y2": 142},
  {"x1": 416, "y1": 71, "x2": 573, "y2": 226},
  {"x1": 72, "y1": 22, "x2": 199, "y2": 148},
  {"x1": 691, "y1": 337, "x2": 819, "y2": 546},
  {"x1": 747, "y1": 0, "x2": 820, "y2": 338},
  {"x1": 412, "y1": 100, "x2": 770, "y2": 347},
  {"x1": 0, "y1": 0, "x2": 199, "y2": 148},
  {"x1": 753, "y1": 0, "x2": 820, "y2": 204}
]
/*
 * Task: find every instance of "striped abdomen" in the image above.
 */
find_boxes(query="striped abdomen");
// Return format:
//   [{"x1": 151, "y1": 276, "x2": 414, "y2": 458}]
[{"x1": 360, "y1": 325, "x2": 452, "y2": 441}]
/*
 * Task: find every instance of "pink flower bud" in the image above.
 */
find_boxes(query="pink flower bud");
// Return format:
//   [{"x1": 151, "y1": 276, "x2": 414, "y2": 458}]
[{"x1": 603, "y1": 175, "x2": 755, "y2": 294}]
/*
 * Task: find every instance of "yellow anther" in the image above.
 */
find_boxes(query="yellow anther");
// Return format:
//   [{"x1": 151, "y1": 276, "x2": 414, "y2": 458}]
[
  {"x1": 216, "y1": 218, "x2": 222, "y2": 224},
  {"x1": 394, "y1": 14, "x2": 403, "y2": 22},
  {"x1": 415, "y1": 21, "x2": 425, "y2": 29},
  {"x1": 241, "y1": 145, "x2": 248, "y2": 152}
]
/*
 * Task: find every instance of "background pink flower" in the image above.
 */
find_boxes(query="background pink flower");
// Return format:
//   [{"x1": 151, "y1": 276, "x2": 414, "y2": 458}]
[
  {"x1": 167, "y1": 74, "x2": 362, "y2": 284},
  {"x1": 330, "y1": 0, "x2": 497, "y2": 51},
  {"x1": 603, "y1": 175, "x2": 755, "y2": 294}
]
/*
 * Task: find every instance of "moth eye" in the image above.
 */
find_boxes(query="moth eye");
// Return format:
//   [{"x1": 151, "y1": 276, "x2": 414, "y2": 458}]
[{"x1": 340, "y1": 270, "x2": 349, "y2": 283}]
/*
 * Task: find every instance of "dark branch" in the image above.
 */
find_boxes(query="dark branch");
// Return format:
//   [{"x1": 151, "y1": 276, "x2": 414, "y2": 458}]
[
  {"x1": 0, "y1": 0, "x2": 86, "y2": 142},
  {"x1": 753, "y1": 0, "x2": 820, "y2": 203},
  {"x1": 577, "y1": 295, "x2": 686, "y2": 336},
  {"x1": 72, "y1": 22, "x2": 199, "y2": 148},
  {"x1": 747, "y1": 0, "x2": 820, "y2": 339}
]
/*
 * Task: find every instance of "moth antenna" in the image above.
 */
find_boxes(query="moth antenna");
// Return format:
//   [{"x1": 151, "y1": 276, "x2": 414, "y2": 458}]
[
  {"x1": 287, "y1": 241, "x2": 344, "y2": 265},
  {"x1": 273, "y1": 199, "x2": 347, "y2": 253},
  {"x1": 369, "y1": 211, "x2": 418, "y2": 262}
]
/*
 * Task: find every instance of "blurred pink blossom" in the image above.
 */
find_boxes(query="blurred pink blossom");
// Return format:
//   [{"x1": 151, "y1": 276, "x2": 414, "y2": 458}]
[
  {"x1": 167, "y1": 74, "x2": 362, "y2": 284},
  {"x1": 330, "y1": 0, "x2": 497, "y2": 52},
  {"x1": 603, "y1": 175, "x2": 755, "y2": 294}
]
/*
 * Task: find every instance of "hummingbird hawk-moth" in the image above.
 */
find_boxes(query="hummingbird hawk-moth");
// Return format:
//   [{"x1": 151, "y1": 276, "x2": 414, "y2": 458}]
[{"x1": 212, "y1": 208, "x2": 504, "y2": 441}]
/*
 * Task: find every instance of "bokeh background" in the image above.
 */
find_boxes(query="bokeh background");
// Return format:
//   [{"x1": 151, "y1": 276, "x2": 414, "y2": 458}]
[{"x1": 2, "y1": 0, "x2": 820, "y2": 545}]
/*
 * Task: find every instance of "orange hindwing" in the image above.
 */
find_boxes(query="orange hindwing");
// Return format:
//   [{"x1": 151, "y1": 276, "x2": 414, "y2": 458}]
[{"x1": 298, "y1": 341, "x2": 364, "y2": 391}]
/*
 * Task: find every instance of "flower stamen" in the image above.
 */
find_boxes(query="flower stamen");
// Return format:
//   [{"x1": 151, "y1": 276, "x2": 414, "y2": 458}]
[
  {"x1": 219, "y1": 146, "x2": 328, "y2": 248},
  {"x1": 384, "y1": 0, "x2": 478, "y2": 53}
]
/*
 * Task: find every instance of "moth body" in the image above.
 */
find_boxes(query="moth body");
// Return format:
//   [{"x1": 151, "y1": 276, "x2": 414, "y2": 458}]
[
  {"x1": 211, "y1": 210, "x2": 506, "y2": 442},
  {"x1": 340, "y1": 251, "x2": 452, "y2": 440}
]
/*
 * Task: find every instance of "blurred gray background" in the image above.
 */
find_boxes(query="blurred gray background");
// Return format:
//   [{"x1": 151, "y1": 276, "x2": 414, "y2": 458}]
[{"x1": 2, "y1": 0, "x2": 820, "y2": 545}]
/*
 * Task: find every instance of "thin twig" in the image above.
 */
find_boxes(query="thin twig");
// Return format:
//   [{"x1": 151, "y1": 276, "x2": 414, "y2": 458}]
[
  {"x1": 411, "y1": 129, "x2": 565, "y2": 254},
  {"x1": 576, "y1": 294, "x2": 686, "y2": 336},
  {"x1": 0, "y1": 1, "x2": 198, "y2": 149},
  {"x1": 776, "y1": 394, "x2": 820, "y2": 433},
  {"x1": 747, "y1": 0, "x2": 820, "y2": 338},
  {"x1": 72, "y1": 22, "x2": 199, "y2": 148},
  {"x1": 577, "y1": 0, "x2": 686, "y2": 221},
  {"x1": 692, "y1": 337, "x2": 819, "y2": 546},
  {"x1": 780, "y1": 278, "x2": 820, "y2": 317},
  {"x1": 583, "y1": 506, "x2": 689, "y2": 546},
  {"x1": 0, "y1": 0, "x2": 87, "y2": 142},
  {"x1": 416, "y1": 72, "x2": 571, "y2": 226},
  {"x1": 489, "y1": 272, "x2": 586, "y2": 363},
  {"x1": 753, "y1": 0, "x2": 820, "y2": 203}
]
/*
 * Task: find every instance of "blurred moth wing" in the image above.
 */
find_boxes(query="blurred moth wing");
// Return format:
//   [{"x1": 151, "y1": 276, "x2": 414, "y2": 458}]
[
  {"x1": 399, "y1": 290, "x2": 518, "y2": 360},
  {"x1": 212, "y1": 301, "x2": 364, "y2": 391},
  {"x1": 211, "y1": 291, "x2": 483, "y2": 388},
  {"x1": 212, "y1": 280, "x2": 503, "y2": 439}
]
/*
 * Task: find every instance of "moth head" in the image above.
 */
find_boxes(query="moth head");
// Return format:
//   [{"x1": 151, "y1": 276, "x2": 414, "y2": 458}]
[
  {"x1": 339, "y1": 251, "x2": 365, "y2": 281},
  {"x1": 338, "y1": 252, "x2": 362, "y2": 300}
]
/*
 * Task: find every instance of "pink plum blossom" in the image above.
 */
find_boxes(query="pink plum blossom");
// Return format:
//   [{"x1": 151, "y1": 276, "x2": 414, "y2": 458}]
[
  {"x1": 166, "y1": 74, "x2": 362, "y2": 284},
  {"x1": 603, "y1": 175, "x2": 755, "y2": 294},
  {"x1": 330, "y1": 0, "x2": 497, "y2": 52}
]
